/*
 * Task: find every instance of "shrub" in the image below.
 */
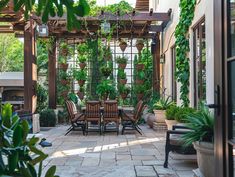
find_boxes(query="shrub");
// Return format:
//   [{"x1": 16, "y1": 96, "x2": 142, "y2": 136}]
[
  {"x1": 36, "y1": 84, "x2": 48, "y2": 113},
  {"x1": 174, "y1": 107, "x2": 195, "y2": 123},
  {"x1": 40, "y1": 109, "x2": 56, "y2": 127},
  {"x1": 166, "y1": 105, "x2": 179, "y2": 120},
  {"x1": 58, "y1": 110, "x2": 68, "y2": 124}
]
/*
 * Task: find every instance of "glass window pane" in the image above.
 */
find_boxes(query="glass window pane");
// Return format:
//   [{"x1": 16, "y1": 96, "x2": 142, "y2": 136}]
[{"x1": 229, "y1": 0, "x2": 235, "y2": 56}]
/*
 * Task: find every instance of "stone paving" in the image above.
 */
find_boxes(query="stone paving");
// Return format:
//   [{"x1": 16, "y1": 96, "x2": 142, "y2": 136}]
[{"x1": 39, "y1": 125, "x2": 197, "y2": 177}]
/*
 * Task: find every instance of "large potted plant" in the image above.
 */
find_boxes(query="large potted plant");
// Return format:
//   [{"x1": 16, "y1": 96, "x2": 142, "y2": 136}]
[
  {"x1": 118, "y1": 85, "x2": 130, "y2": 99},
  {"x1": 119, "y1": 39, "x2": 127, "y2": 52},
  {"x1": 116, "y1": 56, "x2": 128, "y2": 69},
  {"x1": 118, "y1": 69, "x2": 127, "y2": 85},
  {"x1": 96, "y1": 80, "x2": 115, "y2": 100},
  {"x1": 182, "y1": 104, "x2": 214, "y2": 177},
  {"x1": 78, "y1": 55, "x2": 87, "y2": 69},
  {"x1": 73, "y1": 69, "x2": 87, "y2": 86},
  {"x1": 165, "y1": 105, "x2": 179, "y2": 130},
  {"x1": 153, "y1": 97, "x2": 174, "y2": 123}
]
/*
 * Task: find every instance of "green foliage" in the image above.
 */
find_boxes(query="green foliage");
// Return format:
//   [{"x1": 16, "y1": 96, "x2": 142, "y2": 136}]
[
  {"x1": 36, "y1": 84, "x2": 48, "y2": 113},
  {"x1": 118, "y1": 85, "x2": 130, "y2": 94},
  {"x1": 0, "y1": 103, "x2": 57, "y2": 177},
  {"x1": 117, "y1": 69, "x2": 126, "y2": 79},
  {"x1": 165, "y1": 105, "x2": 178, "y2": 120},
  {"x1": 40, "y1": 109, "x2": 57, "y2": 127},
  {"x1": 37, "y1": 39, "x2": 48, "y2": 74},
  {"x1": 58, "y1": 56, "x2": 68, "y2": 64},
  {"x1": 154, "y1": 97, "x2": 174, "y2": 110},
  {"x1": 100, "y1": 65, "x2": 112, "y2": 77},
  {"x1": 116, "y1": 56, "x2": 128, "y2": 64},
  {"x1": 78, "y1": 55, "x2": 87, "y2": 63},
  {"x1": 96, "y1": 79, "x2": 115, "y2": 99},
  {"x1": 68, "y1": 93, "x2": 78, "y2": 104},
  {"x1": 58, "y1": 110, "x2": 68, "y2": 124},
  {"x1": 174, "y1": 107, "x2": 195, "y2": 123},
  {"x1": 182, "y1": 104, "x2": 214, "y2": 147},
  {"x1": 175, "y1": 0, "x2": 196, "y2": 107},
  {"x1": 147, "y1": 92, "x2": 160, "y2": 113},
  {"x1": 73, "y1": 69, "x2": 87, "y2": 81},
  {"x1": 137, "y1": 71, "x2": 145, "y2": 80},
  {"x1": 59, "y1": 70, "x2": 70, "y2": 80},
  {"x1": 77, "y1": 43, "x2": 88, "y2": 55},
  {"x1": 0, "y1": 0, "x2": 90, "y2": 30},
  {"x1": 134, "y1": 85, "x2": 146, "y2": 94}
]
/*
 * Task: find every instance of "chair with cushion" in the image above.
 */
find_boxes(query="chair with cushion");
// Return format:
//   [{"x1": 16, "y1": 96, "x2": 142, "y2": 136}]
[
  {"x1": 121, "y1": 100, "x2": 144, "y2": 135},
  {"x1": 164, "y1": 125, "x2": 196, "y2": 168},
  {"x1": 65, "y1": 100, "x2": 85, "y2": 135},
  {"x1": 85, "y1": 101, "x2": 101, "y2": 135},
  {"x1": 103, "y1": 100, "x2": 119, "y2": 135}
]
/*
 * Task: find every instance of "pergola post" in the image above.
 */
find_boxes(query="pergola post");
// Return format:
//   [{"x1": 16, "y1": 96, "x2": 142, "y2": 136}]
[
  {"x1": 48, "y1": 38, "x2": 57, "y2": 109},
  {"x1": 153, "y1": 34, "x2": 160, "y2": 93},
  {"x1": 24, "y1": 20, "x2": 37, "y2": 113}
]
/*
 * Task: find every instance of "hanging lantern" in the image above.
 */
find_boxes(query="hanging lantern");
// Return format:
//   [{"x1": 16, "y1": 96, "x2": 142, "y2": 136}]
[
  {"x1": 101, "y1": 21, "x2": 111, "y2": 34},
  {"x1": 37, "y1": 24, "x2": 49, "y2": 37}
]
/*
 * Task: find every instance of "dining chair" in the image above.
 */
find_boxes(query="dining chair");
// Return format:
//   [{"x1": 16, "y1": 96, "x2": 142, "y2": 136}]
[
  {"x1": 103, "y1": 100, "x2": 119, "y2": 135},
  {"x1": 121, "y1": 100, "x2": 144, "y2": 135},
  {"x1": 65, "y1": 100, "x2": 85, "y2": 135},
  {"x1": 85, "y1": 101, "x2": 101, "y2": 135}
]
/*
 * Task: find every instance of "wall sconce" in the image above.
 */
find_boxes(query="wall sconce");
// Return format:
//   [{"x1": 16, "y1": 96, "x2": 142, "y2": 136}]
[
  {"x1": 160, "y1": 54, "x2": 165, "y2": 64},
  {"x1": 37, "y1": 24, "x2": 49, "y2": 37}
]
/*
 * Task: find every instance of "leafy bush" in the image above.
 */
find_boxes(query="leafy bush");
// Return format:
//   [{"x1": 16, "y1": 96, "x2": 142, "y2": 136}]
[
  {"x1": 174, "y1": 107, "x2": 195, "y2": 123},
  {"x1": 118, "y1": 85, "x2": 130, "y2": 94},
  {"x1": 40, "y1": 109, "x2": 57, "y2": 127},
  {"x1": 166, "y1": 105, "x2": 178, "y2": 120},
  {"x1": 58, "y1": 110, "x2": 68, "y2": 124},
  {"x1": 154, "y1": 97, "x2": 174, "y2": 110},
  {"x1": 0, "y1": 103, "x2": 57, "y2": 177},
  {"x1": 36, "y1": 84, "x2": 48, "y2": 113},
  {"x1": 73, "y1": 69, "x2": 87, "y2": 81},
  {"x1": 116, "y1": 56, "x2": 128, "y2": 64}
]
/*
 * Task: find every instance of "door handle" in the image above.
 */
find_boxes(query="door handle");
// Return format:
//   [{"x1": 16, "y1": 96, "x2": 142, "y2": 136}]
[{"x1": 207, "y1": 85, "x2": 220, "y2": 115}]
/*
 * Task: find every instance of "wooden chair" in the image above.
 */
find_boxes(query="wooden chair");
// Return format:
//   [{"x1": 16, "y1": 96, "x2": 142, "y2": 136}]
[
  {"x1": 85, "y1": 101, "x2": 101, "y2": 135},
  {"x1": 121, "y1": 100, "x2": 144, "y2": 135},
  {"x1": 164, "y1": 125, "x2": 196, "y2": 168},
  {"x1": 103, "y1": 100, "x2": 119, "y2": 135},
  {"x1": 65, "y1": 100, "x2": 85, "y2": 135}
]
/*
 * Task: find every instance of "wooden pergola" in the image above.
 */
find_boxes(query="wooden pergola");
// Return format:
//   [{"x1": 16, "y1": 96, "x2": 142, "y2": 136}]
[{"x1": 0, "y1": 2, "x2": 171, "y2": 113}]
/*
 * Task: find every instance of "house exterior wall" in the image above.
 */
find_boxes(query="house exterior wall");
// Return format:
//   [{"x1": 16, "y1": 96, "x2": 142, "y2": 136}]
[{"x1": 150, "y1": 0, "x2": 214, "y2": 106}]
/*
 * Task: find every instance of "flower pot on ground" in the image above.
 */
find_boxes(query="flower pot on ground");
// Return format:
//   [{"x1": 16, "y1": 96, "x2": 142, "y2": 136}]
[
  {"x1": 116, "y1": 56, "x2": 128, "y2": 69},
  {"x1": 136, "y1": 39, "x2": 144, "y2": 52},
  {"x1": 119, "y1": 39, "x2": 127, "y2": 52},
  {"x1": 165, "y1": 105, "x2": 179, "y2": 130}
]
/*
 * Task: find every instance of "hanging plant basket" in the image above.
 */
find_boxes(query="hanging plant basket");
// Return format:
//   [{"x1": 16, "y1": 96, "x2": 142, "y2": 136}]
[
  {"x1": 119, "y1": 42, "x2": 127, "y2": 52},
  {"x1": 136, "y1": 79, "x2": 144, "y2": 85},
  {"x1": 79, "y1": 63, "x2": 86, "y2": 70},
  {"x1": 136, "y1": 63, "x2": 145, "y2": 70},
  {"x1": 77, "y1": 80, "x2": 85, "y2": 86},
  {"x1": 104, "y1": 54, "x2": 112, "y2": 60},
  {"x1": 61, "y1": 91, "x2": 69, "y2": 98},
  {"x1": 77, "y1": 91, "x2": 85, "y2": 100},
  {"x1": 136, "y1": 43, "x2": 144, "y2": 52},
  {"x1": 137, "y1": 93, "x2": 144, "y2": 100},
  {"x1": 118, "y1": 63, "x2": 127, "y2": 69},
  {"x1": 119, "y1": 79, "x2": 127, "y2": 85},
  {"x1": 59, "y1": 63, "x2": 68, "y2": 71},
  {"x1": 121, "y1": 93, "x2": 128, "y2": 100},
  {"x1": 60, "y1": 80, "x2": 70, "y2": 86},
  {"x1": 61, "y1": 48, "x2": 69, "y2": 56}
]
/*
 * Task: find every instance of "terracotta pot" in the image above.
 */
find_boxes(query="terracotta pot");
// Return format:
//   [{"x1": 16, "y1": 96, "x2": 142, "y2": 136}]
[
  {"x1": 60, "y1": 79, "x2": 70, "y2": 86},
  {"x1": 165, "y1": 119, "x2": 178, "y2": 130},
  {"x1": 118, "y1": 63, "x2": 127, "y2": 69},
  {"x1": 59, "y1": 63, "x2": 68, "y2": 71},
  {"x1": 136, "y1": 64, "x2": 145, "y2": 70},
  {"x1": 77, "y1": 80, "x2": 85, "y2": 86},
  {"x1": 136, "y1": 79, "x2": 144, "y2": 85},
  {"x1": 77, "y1": 91, "x2": 85, "y2": 100},
  {"x1": 79, "y1": 63, "x2": 86, "y2": 70},
  {"x1": 61, "y1": 91, "x2": 68, "y2": 98},
  {"x1": 137, "y1": 93, "x2": 144, "y2": 100},
  {"x1": 119, "y1": 42, "x2": 127, "y2": 52},
  {"x1": 136, "y1": 43, "x2": 144, "y2": 52},
  {"x1": 120, "y1": 93, "x2": 128, "y2": 99},
  {"x1": 154, "y1": 110, "x2": 166, "y2": 123},
  {"x1": 61, "y1": 48, "x2": 69, "y2": 56},
  {"x1": 119, "y1": 79, "x2": 127, "y2": 85},
  {"x1": 193, "y1": 142, "x2": 215, "y2": 177}
]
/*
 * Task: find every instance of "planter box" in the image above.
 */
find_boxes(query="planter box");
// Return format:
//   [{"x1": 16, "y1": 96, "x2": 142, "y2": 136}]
[
  {"x1": 165, "y1": 119, "x2": 178, "y2": 130},
  {"x1": 32, "y1": 114, "x2": 40, "y2": 134},
  {"x1": 153, "y1": 110, "x2": 166, "y2": 123}
]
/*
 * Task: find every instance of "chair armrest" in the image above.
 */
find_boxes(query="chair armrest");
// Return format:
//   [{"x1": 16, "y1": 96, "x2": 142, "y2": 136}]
[{"x1": 172, "y1": 125, "x2": 191, "y2": 130}]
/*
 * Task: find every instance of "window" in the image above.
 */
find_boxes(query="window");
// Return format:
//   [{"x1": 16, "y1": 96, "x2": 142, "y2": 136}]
[
  {"x1": 171, "y1": 46, "x2": 177, "y2": 101},
  {"x1": 193, "y1": 19, "x2": 206, "y2": 107}
]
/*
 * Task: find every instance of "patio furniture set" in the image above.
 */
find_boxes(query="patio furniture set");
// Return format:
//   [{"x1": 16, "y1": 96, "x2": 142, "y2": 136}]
[{"x1": 65, "y1": 100, "x2": 144, "y2": 136}]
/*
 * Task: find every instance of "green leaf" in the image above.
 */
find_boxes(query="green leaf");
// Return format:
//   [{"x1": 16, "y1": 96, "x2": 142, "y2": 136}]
[
  {"x1": 8, "y1": 151, "x2": 19, "y2": 172},
  {"x1": 13, "y1": 125, "x2": 23, "y2": 147},
  {"x1": 45, "y1": 166, "x2": 56, "y2": 177}
]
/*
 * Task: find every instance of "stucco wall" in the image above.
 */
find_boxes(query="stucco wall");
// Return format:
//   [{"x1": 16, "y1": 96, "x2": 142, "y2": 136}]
[{"x1": 150, "y1": 0, "x2": 214, "y2": 106}]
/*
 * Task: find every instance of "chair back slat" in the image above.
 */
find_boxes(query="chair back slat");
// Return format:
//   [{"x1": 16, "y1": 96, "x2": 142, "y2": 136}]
[
  {"x1": 134, "y1": 100, "x2": 144, "y2": 123},
  {"x1": 103, "y1": 100, "x2": 118, "y2": 119},
  {"x1": 66, "y1": 100, "x2": 78, "y2": 121},
  {"x1": 85, "y1": 101, "x2": 101, "y2": 120}
]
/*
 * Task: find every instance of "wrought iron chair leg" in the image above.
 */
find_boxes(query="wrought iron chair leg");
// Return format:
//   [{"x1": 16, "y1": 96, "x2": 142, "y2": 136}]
[
  {"x1": 134, "y1": 126, "x2": 142, "y2": 135},
  {"x1": 122, "y1": 125, "x2": 125, "y2": 135},
  {"x1": 65, "y1": 126, "x2": 73, "y2": 136}
]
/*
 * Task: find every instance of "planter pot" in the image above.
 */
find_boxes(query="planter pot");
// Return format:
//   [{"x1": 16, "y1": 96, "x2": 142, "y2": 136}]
[
  {"x1": 59, "y1": 63, "x2": 68, "y2": 71},
  {"x1": 165, "y1": 119, "x2": 178, "y2": 130},
  {"x1": 60, "y1": 79, "x2": 70, "y2": 86},
  {"x1": 119, "y1": 79, "x2": 127, "y2": 85},
  {"x1": 146, "y1": 114, "x2": 156, "y2": 128},
  {"x1": 136, "y1": 43, "x2": 144, "y2": 52},
  {"x1": 61, "y1": 48, "x2": 69, "y2": 56},
  {"x1": 136, "y1": 63, "x2": 145, "y2": 70},
  {"x1": 77, "y1": 80, "x2": 85, "y2": 86},
  {"x1": 118, "y1": 63, "x2": 127, "y2": 69},
  {"x1": 137, "y1": 93, "x2": 144, "y2": 100},
  {"x1": 136, "y1": 79, "x2": 144, "y2": 85},
  {"x1": 153, "y1": 110, "x2": 166, "y2": 123},
  {"x1": 79, "y1": 63, "x2": 86, "y2": 70},
  {"x1": 193, "y1": 141, "x2": 215, "y2": 177},
  {"x1": 119, "y1": 42, "x2": 127, "y2": 52},
  {"x1": 120, "y1": 93, "x2": 128, "y2": 99},
  {"x1": 77, "y1": 91, "x2": 85, "y2": 100}
]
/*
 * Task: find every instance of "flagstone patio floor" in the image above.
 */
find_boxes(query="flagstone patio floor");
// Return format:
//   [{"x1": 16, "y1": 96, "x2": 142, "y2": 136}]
[{"x1": 39, "y1": 125, "x2": 197, "y2": 177}]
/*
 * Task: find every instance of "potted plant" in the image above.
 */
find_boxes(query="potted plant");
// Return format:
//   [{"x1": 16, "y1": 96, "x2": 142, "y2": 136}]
[
  {"x1": 136, "y1": 70, "x2": 145, "y2": 85},
  {"x1": 60, "y1": 84, "x2": 70, "y2": 98},
  {"x1": 165, "y1": 105, "x2": 179, "y2": 130},
  {"x1": 59, "y1": 70, "x2": 70, "y2": 86},
  {"x1": 134, "y1": 85, "x2": 146, "y2": 100},
  {"x1": 136, "y1": 39, "x2": 144, "y2": 52},
  {"x1": 118, "y1": 85, "x2": 130, "y2": 99},
  {"x1": 174, "y1": 107, "x2": 195, "y2": 124},
  {"x1": 104, "y1": 47, "x2": 112, "y2": 60},
  {"x1": 153, "y1": 97, "x2": 174, "y2": 123},
  {"x1": 182, "y1": 104, "x2": 214, "y2": 177},
  {"x1": 77, "y1": 43, "x2": 88, "y2": 55},
  {"x1": 100, "y1": 65, "x2": 112, "y2": 78},
  {"x1": 73, "y1": 69, "x2": 87, "y2": 86},
  {"x1": 77, "y1": 87, "x2": 85, "y2": 100},
  {"x1": 116, "y1": 56, "x2": 128, "y2": 69},
  {"x1": 60, "y1": 42, "x2": 69, "y2": 56},
  {"x1": 118, "y1": 69, "x2": 127, "y2": 84},
  {"x1": 58, "y1": 56, "x2": 68, "y2": 71},
  {"x1": 96, "y1": 79, "x2": 115, "y2": 100},
  {"x1": 119, "y1": 39, "x2": 127, "y2": 52},
  {"x1": 78, "y1": 55, "x2": 87, "y2": 69},
  {"x1": 136, "y1": 55, "x2": 145, "y2": 70}
]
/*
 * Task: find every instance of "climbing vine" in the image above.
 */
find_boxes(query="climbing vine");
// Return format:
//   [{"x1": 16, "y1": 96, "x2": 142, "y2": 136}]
[{"x1": 175, "y1": 0, "x2": 196, "y2": 107}]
